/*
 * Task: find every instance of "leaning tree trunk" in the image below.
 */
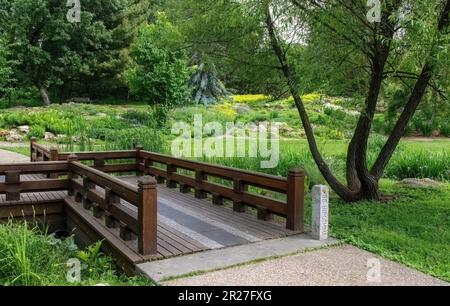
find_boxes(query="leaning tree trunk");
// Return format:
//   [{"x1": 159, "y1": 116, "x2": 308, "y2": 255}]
[
  {"x1": 39, "y1": 86, "x2": 51, "y2": 106},
  {"x1": 266, "y1": 11, "x2": 359, "y2": 202},
  {"x1": 345, "y1": 0, "x2": 403, "y2": 201},
  {"x1": 267, "y1": 1, "x2": 448, "y2": 202}
]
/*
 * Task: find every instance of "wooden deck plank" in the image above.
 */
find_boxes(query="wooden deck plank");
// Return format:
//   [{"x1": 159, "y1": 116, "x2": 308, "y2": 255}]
[
  {"x1": 121, "y1": 176, "x2": 292, "y2": 236},
  {"x1": 157, "y1": 225, "x2": 204, "y2": 253},
  {"x1": 159, "y1": 190, "x2": 278, "y2": 239},
  {"x1": 157, "y1": 184, "x2": 292, "y2": 237},
  {"x1": 157, "y1": 224, "x2": 207, "y2": 252}
]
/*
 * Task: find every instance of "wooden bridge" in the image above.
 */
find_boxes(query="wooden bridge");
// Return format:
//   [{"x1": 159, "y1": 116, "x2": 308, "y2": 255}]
[{"x1": 0, "y1": 138, "x2": 305, "y2": 274}]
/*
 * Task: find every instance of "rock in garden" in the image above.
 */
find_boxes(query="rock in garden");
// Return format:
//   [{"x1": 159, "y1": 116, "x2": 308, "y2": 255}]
[
  {"x1": 398, "y1": 178, "x2": 441, "y2": 188},
  {"x1": 6, "y1": 130, "x2": 24, "y2": 142},
  {"x1": 233, "y1": 104, "x2": 252, "y2": 114},
  {"x1": 44, "y1": 132, "x2": 56, "y2": 140},
  {"x1": 18, "y1": 125, "x2": 30, "y2": 133}
]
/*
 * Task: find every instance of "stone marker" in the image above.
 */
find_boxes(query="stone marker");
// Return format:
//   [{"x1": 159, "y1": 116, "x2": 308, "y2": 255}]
[{"x1": 312, "y1": 185, "x2": 329, "y2": 240}]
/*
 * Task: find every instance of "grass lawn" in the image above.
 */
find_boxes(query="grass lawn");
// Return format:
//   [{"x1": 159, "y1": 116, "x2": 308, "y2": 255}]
[
  {"x1": 0, "y1": 146, "x2": 30, "y2": 157},
  {"x1": 283, "y1": 137, "x2": 450, "y2": 156},
  {"x1": 308, "y1": 180, "x2": 450, "y2": 282}
]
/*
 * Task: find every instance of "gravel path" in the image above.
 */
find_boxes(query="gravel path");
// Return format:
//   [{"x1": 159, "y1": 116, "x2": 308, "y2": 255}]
[
  {"x1": 164, "y1": 245, "x2": 448, "y2": 286},
  {"x1": 0, "y1": 149, "x2": 28, "y2": 163}
]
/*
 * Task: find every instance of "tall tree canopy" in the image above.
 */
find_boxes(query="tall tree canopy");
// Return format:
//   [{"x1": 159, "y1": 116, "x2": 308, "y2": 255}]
[
  {"x1": 0, "y1": 0, "x2": 148, "y2": 105},
  {"x1": 125, "y1": 13, "x2": 190, "y2": 125},
  {"x1": 159, "y1": 0, "x2": 449, "y2": 201}
]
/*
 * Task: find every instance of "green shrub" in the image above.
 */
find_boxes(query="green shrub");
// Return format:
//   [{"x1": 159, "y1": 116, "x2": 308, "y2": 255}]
[
  {"x1": 126, "y1": 14, "x2": 189, "y2": 126},
  {"x1": 122, "y1": 109, "x2": 152, "y2": 125},
  {"x1": 440, "y1": 123, "x2": 450, "y2": 137},
  {"x1": 88, "y1": 117, "x2": 129, "y2": 140},
  {"x1": 103, "y1": 127, "x2": 167, "y2": 153},
  {"x1": 27, "y1": 125, "x2": 45, "y2": 139}
]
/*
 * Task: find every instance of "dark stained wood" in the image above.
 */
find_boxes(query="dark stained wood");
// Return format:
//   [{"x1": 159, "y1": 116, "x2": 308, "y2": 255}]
[
  {"x1": 137, "y1": 177, "x2": 158, "y2": 255},
  {"x1": 65, "y1": 198, "x2": 145, "y2": 275},
  {"x1": 0, "y1": 162, "x2": 69, "y2": 174},
  {"x1": 139, "y1": 151, "x2": 287, "y2": 192},
  {"x1": 57, "y1": 150, "x2": 136, "y2": 161},
  {"x1": 286, "y1": 168, "x2": 305, "y2": 231},
  {"x1": 69, "y1": 162, "x2": 139, "y2": 204}
]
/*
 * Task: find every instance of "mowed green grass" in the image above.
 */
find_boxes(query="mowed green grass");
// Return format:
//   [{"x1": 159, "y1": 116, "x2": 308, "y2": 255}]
[{"x1": 282, "y1": 138, "x2": 450, "y2": 156}]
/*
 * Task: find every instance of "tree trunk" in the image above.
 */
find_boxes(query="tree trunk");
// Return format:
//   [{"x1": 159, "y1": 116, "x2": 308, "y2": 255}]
[
  {"x1": 267, "y1": 0, "x2": 448, "y2": 202},
  {"x1": 39, "y1": 86, "x2": 51, "y2": 106},
  {"x1": 266, "y1": 11, "x2": 359, "y2": 202},
  {"x1": 371, "y1": 63, "x2": 434, "y2": 179},
  {"x1": 353, "y1": 60, "x2": 386, "y2": 200},
  {"x1": 59, "y1": 81, "x2": 66, "y2": 104},
  {"x1": 345, "y1": 1, "x2": 403, "y2": 200}
]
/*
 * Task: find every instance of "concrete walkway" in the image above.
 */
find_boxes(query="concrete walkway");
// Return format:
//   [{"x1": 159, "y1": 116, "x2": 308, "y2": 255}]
[
  {"x1": 137, "y1": 234, "x2": 339, "y2": 282},
  {"x1": 164, "y1": 245, "x2": 448, "y2": 286},
  {"x1": 0, "y1": 149, "x2": 28, "y2": 163}
]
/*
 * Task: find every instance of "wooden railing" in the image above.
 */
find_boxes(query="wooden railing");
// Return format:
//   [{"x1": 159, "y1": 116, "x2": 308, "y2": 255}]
[
  {"x1": 67, "y1": 155, "x2": 157, "y2": 255},
  {"x1": 0, "y1": 162, "x2": 69, "y2": 201},
  {"x1": 30, "y1": 139, "x2": 305, "y2": 231},
  {"x1": 30, "y1": 138, "x2": 59, "y2": 162},
  {"x1": 138, "y1": 151, "x2": 305, "y2": 231},
  {"x1": 31, "y1": 138, "x2": 137, "y2": 174}
]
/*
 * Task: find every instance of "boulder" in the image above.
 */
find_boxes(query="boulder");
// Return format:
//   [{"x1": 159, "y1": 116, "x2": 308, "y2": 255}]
[
  {"x1": 398, "y1": 178, "x2": 441, "y2": 189},
  {"x1": 233, "y1": 104, "x2": 252, "y2": 114},
  {"x1": 18, "y1": 125, "x2": 30, "y2": 133},
  {"x1": 44, "y1": 132, "x2": 56, "y2": 141},
  {"x1": 6, "y1": 130, "x2": 24, "y2": 142}
]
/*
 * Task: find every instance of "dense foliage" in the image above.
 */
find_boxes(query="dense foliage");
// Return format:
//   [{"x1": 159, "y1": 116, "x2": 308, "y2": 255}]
[
  {"x1": 0, "y1": 0, "x2": 149, "y2": 105},
  {"x1": 0, "y1": 222, "x2": 153, "y2": 285},
  {"x1": 0, "y1": 0, "x2": 449, "y2": 199},
  {"x1": 125, "y1": 14, "x2": 189, "y2": 125}
]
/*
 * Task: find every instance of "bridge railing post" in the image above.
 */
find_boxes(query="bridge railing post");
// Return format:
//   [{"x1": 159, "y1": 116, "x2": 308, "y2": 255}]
[
  {"x1": 5, "y1": 170, "x2": 21, "y2": 201},
  {"x1": 135, "y1": 145, "x2": 144, "y2": 176},
  {"x1": 137, "y1": 176, "x2": 158, "y2": 255},
  {"x1": 30, "y1": 137, "x2": 37, "y2": 162},
  {"x1": 48, "y1": 146, "x2": 59, "y2": 178},
  {"x1": 67, "y1": 154, "x2": 78, "y2": 196},
  {"x1": 286, "y1": 168, "x2": 305, "y2": 231}
]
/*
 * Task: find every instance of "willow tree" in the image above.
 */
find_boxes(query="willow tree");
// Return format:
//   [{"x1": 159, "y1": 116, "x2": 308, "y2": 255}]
[
  {"x1": 264, "y1": 0, "x2": 450, "y2": 201},
  {"x1": 164, "y1": 0, "x2": 449, "y2": 202}
]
